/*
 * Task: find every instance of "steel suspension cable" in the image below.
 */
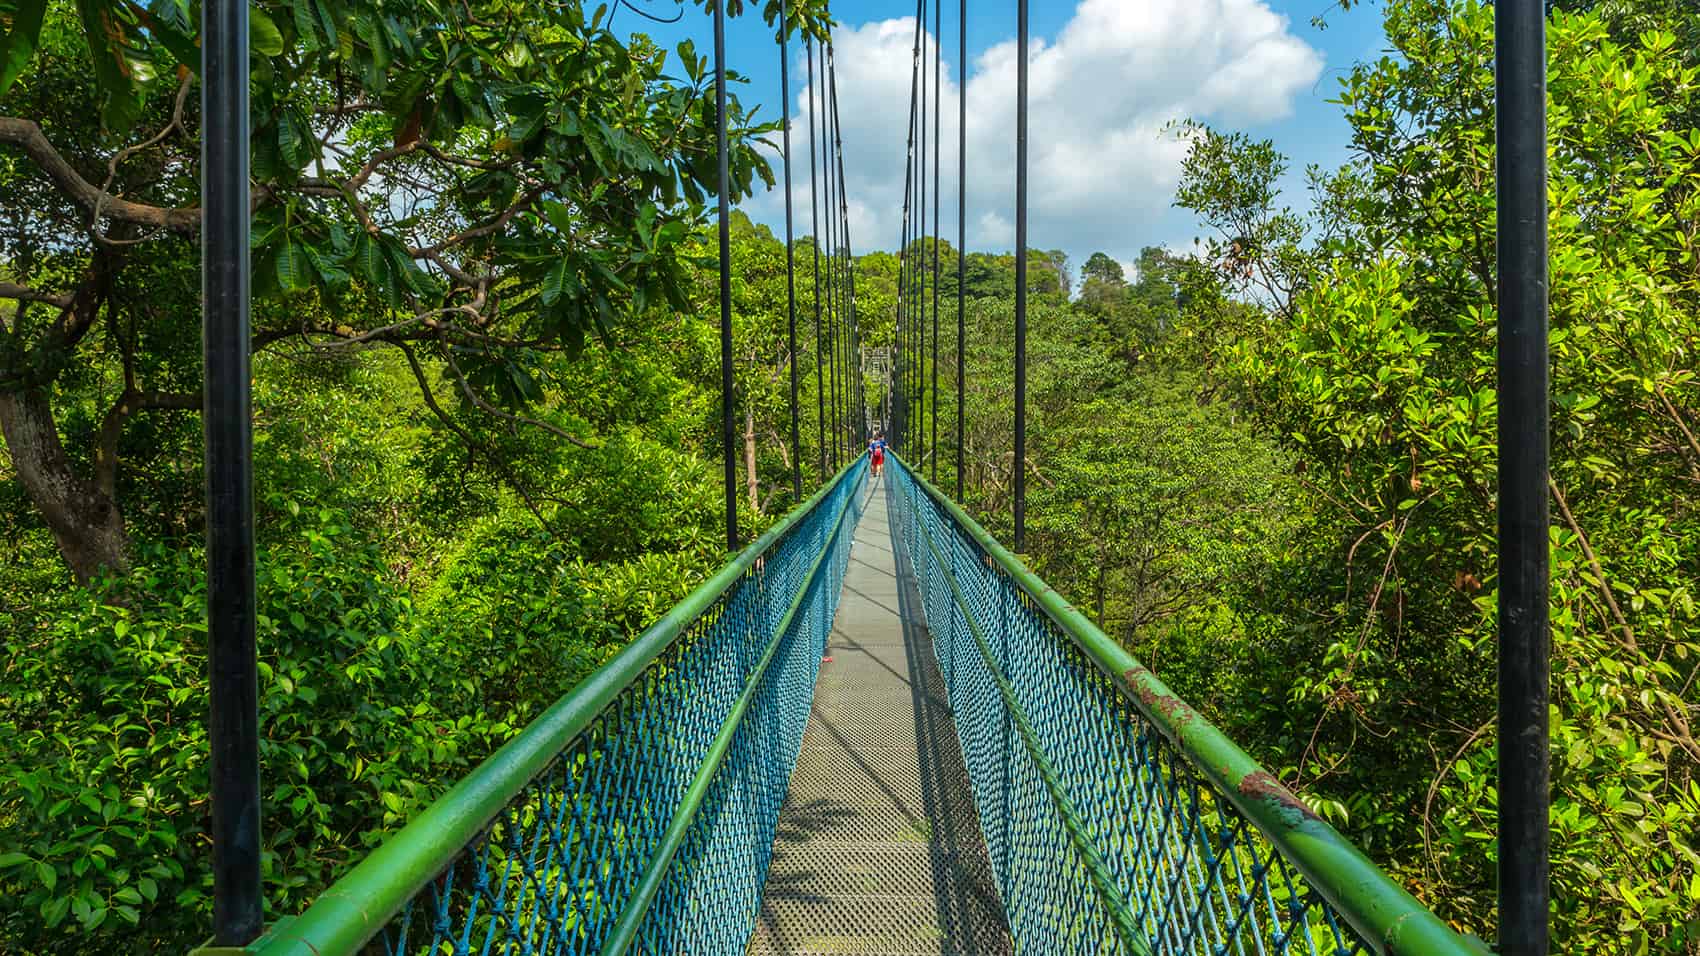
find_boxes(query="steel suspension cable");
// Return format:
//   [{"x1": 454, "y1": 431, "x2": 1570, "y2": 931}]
[
  {"x1": 714, "y1": 0, "x2": 737, "y2": 549},
  {"x1": 956, "y1": 0, "x2": 966, "y2": 499},
  {"x1": 1013, "y1": 0, "x2": 1028, "y2": 552},
  {"x1": 930, "y1": 0, "x2": 940, "y2": 482},
  {"x1": 897, "y1": 162, "x2": 910, "y2": 446},
  {"x1": 781, "y1": 21, "x2": 801, "y2": 501},
  {"x1": 829, "y1": 47, "x2": 856, "y2": 455},
  {"x1": 912, "y1": 7, "x2": 923, "y2": 458},
  {"x1": 826, "y1": 48, "x2": 846, "y2": 459},
  {"x1": 809, "y1": 40, "x2": 829, "y2": 479},
  {"x1": 900, "y1": 11, "x2": 923, "y2": 453},
  {"x1": 829, "y1": 57, "x2": 844, "y2": 467},
  {"x1": 820, "y1": 52, "x2": 840, "y2": 470},
  {"x1": 806, "y1": 38, "x2": 826, "y2": 482},
  {"x1": 918, "y1": 0, "x2": 928, "y2": 469}
]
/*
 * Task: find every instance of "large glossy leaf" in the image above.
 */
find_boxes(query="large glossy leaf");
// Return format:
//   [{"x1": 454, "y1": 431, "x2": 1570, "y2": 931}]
[
  {"x1": 141, "y1": 0, "x2": 197, "y2": 71},
  {"x1": 0, "y1": 0, "x2": 47, "y2": 96},
  {"x1": 275, "y1": 241, "x2": 312, "y2": 292},
  {"x1": 540, "y1": 258, "x2": 570, "y2": 307}
]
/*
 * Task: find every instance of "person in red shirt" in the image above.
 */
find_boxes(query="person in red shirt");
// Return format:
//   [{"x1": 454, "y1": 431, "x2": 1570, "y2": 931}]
[{"x1": 867, "y1": 432, "x2": 887, "y2": 477}]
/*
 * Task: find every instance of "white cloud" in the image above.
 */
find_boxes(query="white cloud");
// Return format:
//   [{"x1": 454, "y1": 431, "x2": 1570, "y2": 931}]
[{"x1": 745, "y1": 0, "x2": 1322, "y2": 273}]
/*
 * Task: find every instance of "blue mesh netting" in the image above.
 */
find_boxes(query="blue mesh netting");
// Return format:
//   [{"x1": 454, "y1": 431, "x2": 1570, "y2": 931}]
[
  {"x1": 373, "y1": 461, "x2": 867, "y2": 956},
  {"x1": 888, "y1": 457, "x2": 1373, "y2": 956}
]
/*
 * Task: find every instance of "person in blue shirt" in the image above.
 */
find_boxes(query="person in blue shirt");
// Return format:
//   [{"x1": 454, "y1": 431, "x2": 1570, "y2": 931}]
[{"x1": 867, "y1": 432, "x2": 887, "y2": 477}]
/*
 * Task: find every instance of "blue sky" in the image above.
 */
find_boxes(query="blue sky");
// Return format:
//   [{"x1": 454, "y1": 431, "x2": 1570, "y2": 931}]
[{"x1": 623, "y1": 0, "x2": 1391, "y2": 279}]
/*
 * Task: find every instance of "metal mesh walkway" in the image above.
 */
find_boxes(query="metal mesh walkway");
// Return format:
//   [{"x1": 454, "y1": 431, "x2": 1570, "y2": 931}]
[{"x1": 749, "y1": 478, "x2": 1013, "y2": 956}]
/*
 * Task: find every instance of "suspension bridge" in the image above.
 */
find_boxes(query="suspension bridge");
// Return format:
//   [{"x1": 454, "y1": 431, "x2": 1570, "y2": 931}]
[
  {"x1": 226, "y1": 455, "x2": 1477, "y2": 956},
  {"x1": 183, "y1": 0, "x2": 1554, "y2": 953}
]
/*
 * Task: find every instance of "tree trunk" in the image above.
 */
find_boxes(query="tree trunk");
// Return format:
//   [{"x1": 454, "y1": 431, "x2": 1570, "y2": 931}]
[
  {"x1": 744, "y1": 405, "x2": 759, "y2": 513},
  {"x1": 0, "y1": 387, "x2": 131, "y2": 582}
]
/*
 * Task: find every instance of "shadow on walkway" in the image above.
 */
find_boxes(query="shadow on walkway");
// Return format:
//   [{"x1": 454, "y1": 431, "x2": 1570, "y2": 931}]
[{"x1": 748, "y1": 481, "x2": 1011, "y2": 956}]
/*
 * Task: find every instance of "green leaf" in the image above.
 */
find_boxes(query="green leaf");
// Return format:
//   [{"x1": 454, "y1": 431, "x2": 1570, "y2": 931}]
[
  {"x1": 143, "y1": 0, "x2": 199, "y2": 71},
  {"x1": 0, "y1": 851, "x2": 29, "y2": 868},
  {"x1": 311, "y1": 0, "x2": 338, "y2": 49},
  {"x1": 250, "y1": 8, "x2": 285, "y2": 57},
  {"x1": 275, "y1": 241, "x2": 311, "y2": 292},
  {"x1": 303, "y1": 243, "x2": 351, "y2": 290},
  {"x1": 41, "y1": 895, "x2": 70, "y2": 928},
  {"x1": 379, "y1": 235, "x2": 436, "y2": 297},
  {"x1": 0, "y1": 0, "x2": 48, "y2": 96},
  {"x1": 290, "y1": 0, "x2": 320, "y2": 52},
  {"x1": 275, "y1": 109, "x2": 308, "y2": 171},
  {"x1": 349, "y1": 232, "x2": 387, "y2": 288},
  {"x1": 34, "y1": 860, "x2": 55, "y2": 890},
  {"x1": 541, "y1": 258, "x2": 570, "y2": 307}
]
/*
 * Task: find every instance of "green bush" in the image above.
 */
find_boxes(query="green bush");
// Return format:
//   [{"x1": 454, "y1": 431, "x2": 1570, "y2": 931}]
[
  {"x1": 418, "y1": 501, "x2": 717, "y2": 725},
  {"x1": 0, "y1": 507, "x2": 511, "y2": 952}
]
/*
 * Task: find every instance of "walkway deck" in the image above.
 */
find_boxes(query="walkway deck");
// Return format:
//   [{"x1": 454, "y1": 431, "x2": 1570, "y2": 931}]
[{"x1": 749, "y1": 478, "x2": 1012, "y2": 956}]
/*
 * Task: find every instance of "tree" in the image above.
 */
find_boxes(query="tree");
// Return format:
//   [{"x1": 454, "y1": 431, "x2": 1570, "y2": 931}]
[
  {"x1": 1080, "y1": 251, "x2": 1124, "y2": 286},
  {"x1": 0, "y1": 0, "x2": 830, "y2": 580},
  {"x1": 1026, "y1": 370, "x2": 1295, "y2": 644},
  {"x1": 1075, "y1": 246, "x2": 1192, "y2": 365},
  {"x1": 1173, "y1": 123, "x2": 1321, "y2": 317},
  {"x1": 1194, "y1": 2, "x2": 1700, "y2": 945}
]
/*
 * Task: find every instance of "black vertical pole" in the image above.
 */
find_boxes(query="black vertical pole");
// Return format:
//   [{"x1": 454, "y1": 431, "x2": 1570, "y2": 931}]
[
  {"x1": 901, "y1": 17, "x2": 918, "y2": 455},
  {"x1": 828, "y1": 52, "x2": 844, "y2": 462},
  {"x1": 807, "y1": 39, "x2": 825, "y2": 482},
  {"x1": 1013, "y1": 0, "x2": 1028, "y2": 552},
  {"x1": 918, "y1": 0, "x2": 928, "y2": 474},
  {"x1": 956, "y1": 0, "x2": 967, "y2": 500},
  {"x1": 904, "y1": 8, "x2": 918, "y2": 452},
  {"x1": 819, "y1": 55, "x2": 838, "y2": 473},
  {"x1": 931, "y1": 0, "x2": 941, "y2": 483},
  {"x1": 203, "y1": 0, "x2": 261, "y2": 943},
  {"x1": 905, "y1": 0, "x2": 917, "y2": 458},
  {"x1": 901, "y1": 196, "x2": 909, "y2": 449},
  {"x1": 825, "y1": 57, "x2": 842, "y2": 471},
  {"x1": 715, "y1": 0, "x2": 738, "y2": 549},
  {"x1": 830, "y1": 54, "x2": 854, "y2": 457},
  {"x1": 898, "y1": 176, "x2": 906, "y2": 449},
  {"x1": 902, "y1": 158, "x2": 913, "y2": 451},
  {"x1": 781, "y1": 24, "x2": 802, "y2": 501},
  {"x1": 1496, "y1": 2, "x2": 1549, "y2": 954}
]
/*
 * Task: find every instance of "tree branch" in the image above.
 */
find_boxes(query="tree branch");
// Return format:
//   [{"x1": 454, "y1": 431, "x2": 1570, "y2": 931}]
[
  {"x1": 0, "y1": 282, "x2": 72, "y2": 307},
  {"x1": 394, "y1": 341, "x2": 562, "y2": 529},
  {"x1": 0, "y1": 117, "x2": 201, "y2": 234},
  {"x1": 441, "y1": 348, "x2": 597, "y2": 450},
  {"x1": 95, "y1": 389, "x2": 200, "y2": 496}
]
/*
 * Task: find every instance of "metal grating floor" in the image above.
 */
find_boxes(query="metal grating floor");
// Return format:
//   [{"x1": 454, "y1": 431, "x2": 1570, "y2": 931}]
[{"x1": 749, "y1": 478, "x2": 1012, "y2": 956}]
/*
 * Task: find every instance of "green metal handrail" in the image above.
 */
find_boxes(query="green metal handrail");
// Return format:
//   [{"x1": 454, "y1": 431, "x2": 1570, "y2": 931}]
[
  {"x1": 239, "y1": 459, "x2": 866, "y2": 956},
  {"x1": 596, "y1": 472, "x2": 863, "y2": 955},
  {"x1": 905, "y1": 494, "x2": 1153, "y2": 956},
  {"x1": 891, "y1": 455, "x2": 1485, "y2": 956}
]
